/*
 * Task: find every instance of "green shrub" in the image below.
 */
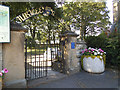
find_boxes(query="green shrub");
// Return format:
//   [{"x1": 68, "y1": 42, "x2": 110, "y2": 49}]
[
  {"x1": 105, "y1": 36, "x2": 120, "y2": 66},
  {"x1": 85, "y1": 34, "x2": 108, "y2": 49},
  {"x1": 85, "y1": 34, "x2": 120, "y2": 68}
]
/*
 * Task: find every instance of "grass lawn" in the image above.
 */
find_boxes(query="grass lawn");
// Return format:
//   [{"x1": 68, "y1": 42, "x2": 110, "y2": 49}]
[{"x1": 26, "y1": 48, "x2": 46, "y2": 55}]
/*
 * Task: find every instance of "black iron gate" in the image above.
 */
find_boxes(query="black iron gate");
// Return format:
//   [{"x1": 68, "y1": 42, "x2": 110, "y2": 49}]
[{"x1": 25, "y1": 38, "x2": 59, "y2": 80}]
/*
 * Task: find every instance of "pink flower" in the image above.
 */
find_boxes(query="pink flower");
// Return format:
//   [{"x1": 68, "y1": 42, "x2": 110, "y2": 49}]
[
  {"x1": 3, "y1": 68, "x2": 8, "y2": 73},
  {"x1": 82, "y1": 50, "x2": 84, "y2": 53},
  {"x1": 91, "y1": 49, "x2": 94, "y2": 51},
  {"x1": 101, "y1": 50, "x2": 104, "y2": 52},
  {"x1": 85, "y1": 49, "x2": 87, "y2": 51},
  {"x1": 100, "y1": 50, "x2": 104, "y2": 52},
  {"x1": 99, "y1": 48, "x2": 104, "y2": 52},
  {"x1": 89, "y1": 51, "x2": 91, "y2": 52},
  {"x1": 0, "y1": 72, "x2": 2, "y2": 76}
]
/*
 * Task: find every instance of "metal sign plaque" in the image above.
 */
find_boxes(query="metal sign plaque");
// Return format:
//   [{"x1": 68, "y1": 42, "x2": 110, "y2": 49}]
[
  {"x1": 0, "y1": 5, "x2": 10, "y2": 43},
  {"x1": 71, "y1": 42, "x2": 75, "y2": 49}
]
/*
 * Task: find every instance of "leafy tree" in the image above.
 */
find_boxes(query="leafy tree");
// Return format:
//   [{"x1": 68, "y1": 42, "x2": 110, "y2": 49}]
[
  {"x1": 62, "y1": 2, "x2": 111, "y2": 40},
  {"x1": 2, "y1": 2, "x2": 63, "y2": 44},
  {"x1": 2, "y1": 2, "x2": 59, "y2": 20},
  {"x1": 2, "y1": 2, "x2": 31, "y2": 20}
]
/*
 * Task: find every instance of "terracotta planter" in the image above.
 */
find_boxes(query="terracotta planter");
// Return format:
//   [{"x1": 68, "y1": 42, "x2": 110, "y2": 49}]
[{"x1": 81, "y1": 55, "x2": 105, "y2": 73}]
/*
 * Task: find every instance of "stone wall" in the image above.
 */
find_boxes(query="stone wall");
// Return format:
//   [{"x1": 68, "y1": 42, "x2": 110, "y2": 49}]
[
  {"x1": 0, "y1": 22, "x2": 28, "y2": 88},
  {"x1": 2, "y1": 31, "x2": 26, "y2": 88},
  {"x1": 76, "y1": 40, "x2": 87, "y2": 59}
]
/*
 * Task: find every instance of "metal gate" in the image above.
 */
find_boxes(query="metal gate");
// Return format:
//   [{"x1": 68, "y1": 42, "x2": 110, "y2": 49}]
[{"x1": 25, "y1": 38, "x2": 59, "y2": 80}]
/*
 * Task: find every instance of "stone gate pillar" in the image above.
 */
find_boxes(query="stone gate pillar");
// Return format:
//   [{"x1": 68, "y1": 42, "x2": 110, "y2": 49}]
[
  {"x1": 0, "y1": 44, "x2": 2, "y2": 89},
  {"x1": 60, "y1": 31, "x2": 80, "y2": 75},
  {"x1": 2, "y1": 22, "x2": 28, "y2": 88}
]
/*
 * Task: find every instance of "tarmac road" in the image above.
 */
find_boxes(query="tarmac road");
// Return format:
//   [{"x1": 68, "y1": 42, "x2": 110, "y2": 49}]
[{"x1": 35, "y1": 69, "x2": 119, "y2": 88}]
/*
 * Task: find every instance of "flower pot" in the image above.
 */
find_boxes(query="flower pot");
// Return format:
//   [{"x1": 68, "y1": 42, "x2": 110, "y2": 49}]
[{"x1": 81, "y1": 55, "x2": 105, "y2": 73}]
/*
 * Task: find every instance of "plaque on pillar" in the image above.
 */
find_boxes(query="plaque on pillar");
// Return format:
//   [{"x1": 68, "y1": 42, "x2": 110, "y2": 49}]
[{"x1": 71, "y1": 42, "x2": 75, "y2": 49}]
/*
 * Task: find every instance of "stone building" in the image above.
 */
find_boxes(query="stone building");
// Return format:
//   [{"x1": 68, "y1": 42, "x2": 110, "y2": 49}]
[{"x1": 113, "y1": 1, "x2": 120, "y2": 23}]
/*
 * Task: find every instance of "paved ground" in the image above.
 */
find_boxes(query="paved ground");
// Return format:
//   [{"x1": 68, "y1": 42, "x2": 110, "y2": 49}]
[
  {"x1": 28, "y1": 68, "x2": 120, "y2": 88},
  {"x1": 27, "y1": 69, "x2": 67, "y2": 88}
]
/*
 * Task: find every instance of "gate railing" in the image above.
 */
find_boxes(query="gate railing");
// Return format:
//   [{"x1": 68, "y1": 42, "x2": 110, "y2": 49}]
[
  {"x1": 25, "y1": 39, "x2": 48, "y2": 80},
  {"x1": 25, "y1": 38, "x2": 60, "y2": 80}
]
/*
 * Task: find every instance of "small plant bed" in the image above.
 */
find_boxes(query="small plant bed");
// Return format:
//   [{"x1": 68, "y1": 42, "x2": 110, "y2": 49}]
[
  {"x1": 81, "y1": 47, "x2": 106, "y2": 73},
  {"x1": 0, "y1": 68, "x2": 8, "y2": 78}
]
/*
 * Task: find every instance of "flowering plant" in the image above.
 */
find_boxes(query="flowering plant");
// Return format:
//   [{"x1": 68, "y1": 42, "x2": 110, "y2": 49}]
[
  {"x1": 0, "y1": 68, "x2": 8, "y2": 78},
  {"x1": 82, "y1": 47, "x2": 106, "y2": 56},
  {"x1": 81, "y1": 47, "x2": 106, "y2": 67}
]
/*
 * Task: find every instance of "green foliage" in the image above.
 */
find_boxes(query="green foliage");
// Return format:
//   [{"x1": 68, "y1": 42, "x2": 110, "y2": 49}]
[
  {"x1": 85, "y1": 35, "x2": 120, "y2": 67},
  {"x1": 2, "y1": 2, "x2": 31, "y2": 20},
  {"x1": 85, "y1": 35, "x2": 108, "y2": 49},
  {"x1": 25, "y1": 36, "x2": 36, "y2": 49},
  {"x1": 63, "y1": 2, "x2": 111, "y2": 39},
  {"x1": 105, "y1": 36, "x2": 120, "y2": 66},
  {"x1": 3, "y1": 2, "x2": 60, "y2": 20},
  {"x1": 3, "y1": 2, "x2": 63, "y2": 44}
]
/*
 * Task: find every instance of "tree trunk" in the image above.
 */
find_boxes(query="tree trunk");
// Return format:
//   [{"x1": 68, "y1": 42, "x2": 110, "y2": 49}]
[
  {"x1": 80, "y1": 24, "x2": 86, "y2": 40},
  {"x1": 48, "y1": 29, "x2": 50, "y2": 44}
]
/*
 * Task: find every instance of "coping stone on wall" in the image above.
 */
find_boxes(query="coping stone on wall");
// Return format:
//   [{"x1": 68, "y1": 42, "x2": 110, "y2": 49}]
[
  {"x1": 76, "y1": 40, "x2": 86, "y2": 44},
  {"x1": 59, "y1": 30, "x2": 79, "y2": 37},
  {"x1": 10, "y1": 22, "x2": 28, "y2": 32}
]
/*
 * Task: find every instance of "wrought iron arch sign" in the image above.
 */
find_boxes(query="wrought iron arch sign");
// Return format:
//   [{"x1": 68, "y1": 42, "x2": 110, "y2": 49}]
[{"x1": 12, "y1": 6, "x2": 55, "y2": 23}]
